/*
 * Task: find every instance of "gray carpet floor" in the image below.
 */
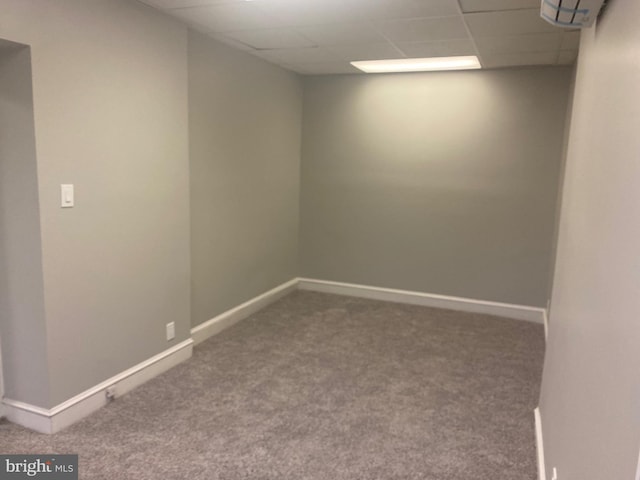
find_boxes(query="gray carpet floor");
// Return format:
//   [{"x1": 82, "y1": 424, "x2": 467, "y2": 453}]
[{"x1": 0, "y1": 291, "x2": 545, "y2": 479}]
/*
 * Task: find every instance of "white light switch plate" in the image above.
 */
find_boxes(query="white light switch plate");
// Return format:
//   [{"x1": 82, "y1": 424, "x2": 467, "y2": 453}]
[{"x1": 61, "y1": 184, "x2": 74, "y2": 208}]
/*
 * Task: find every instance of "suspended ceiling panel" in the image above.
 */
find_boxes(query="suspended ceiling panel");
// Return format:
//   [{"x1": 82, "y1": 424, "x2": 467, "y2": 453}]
[{"x1": 137, "y1": 0, "x2": 579, "y2": 74}]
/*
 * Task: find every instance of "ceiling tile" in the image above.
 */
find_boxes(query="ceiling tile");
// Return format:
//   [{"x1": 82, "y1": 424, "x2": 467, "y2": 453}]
[
  {"x1": 207, "y1": 32, "x2": 255, "y2": 51},
  {"x1": 329, "y1": 43, "x2": 405, "y2": 61},
  {"x1": 460, "y1": 0, "x2": 540, "y2": 13},
  {"x1": 475, "y1": 32, "x2": 562, "y2": 54},
  {"x1": 557, "y1": 50, "x2": 578, "y2": 64},
  {"x1": 356, "y1": 0, "x2": 460, "y2": 20},
  {"x1": 285, "y1": 62, "x2": 361, "y2": 75},
  {"x1": 376, "y1": 16, "x2": 469, "y2": 43},
  {"x1": 253, "y1": 0, "x2": 363, "y2": 27},
  {"x1": 465, "y1": 9, "x2": 559, "y2": 36},
  {"x1": 256, "y1": 47, "x2": 341, "y2": 64},
  {"x1": 170, "y1": 3, "x2": 282, "y2": 32},
  {"x1": 482, "y1": 51, "x2": 558, "y2": 68},
  {"x1": 188, "y1": 22, "x2": 218, "y2": 36},
  {"x1": 397, "y1": 39, "x2": 476, "y2": 57},
  {"x1": 136, "y1": 0, "x2": 235, "y2": 9},
  {"x1": 141, "y1": 0, "x2": 581, "y2": 71},
  {"x1": 561, "y1": 31, "x2": 581, "y2": 50},
  {"x1": 224, "y1": 28, "x2": 317, "y2": 49},
  {"x1": 294, "y1": 23, "x2": 385, "y2": 46}
]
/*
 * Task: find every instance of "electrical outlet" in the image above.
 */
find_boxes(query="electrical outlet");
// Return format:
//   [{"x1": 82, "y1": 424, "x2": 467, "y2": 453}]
[
  {"x1": 166, "y1": 322, "x2": 175, "y2": 341},
  {"x1": 551, "y1": 467, "x2": 558, "y2": 480}
]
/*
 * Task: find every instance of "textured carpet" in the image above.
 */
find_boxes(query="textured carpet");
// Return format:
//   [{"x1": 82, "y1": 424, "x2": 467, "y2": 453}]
[{"x1": 0, "y1": 291, "x2": 545, "y2": 479}]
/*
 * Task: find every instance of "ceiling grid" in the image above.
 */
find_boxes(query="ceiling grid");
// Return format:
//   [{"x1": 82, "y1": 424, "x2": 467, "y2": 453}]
[{"x1": 137, "y1": 0, "x2": 579, "y2": 74}]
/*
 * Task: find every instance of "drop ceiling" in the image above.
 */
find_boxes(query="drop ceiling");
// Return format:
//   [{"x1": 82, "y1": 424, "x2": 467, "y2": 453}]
[{"x1": 136, "y1": 0, "x2": 579, "y2": 75}]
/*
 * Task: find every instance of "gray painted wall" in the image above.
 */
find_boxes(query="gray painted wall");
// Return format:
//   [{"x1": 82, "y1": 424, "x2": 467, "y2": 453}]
[
  {"x1": 0, "y1": 0, "x2": 575, "y2": 418},
  {"x1": 0, "y1": 0, "x2": 191, "y2": 408},
  {"x1": 0, "y1": 44, "x2": 50, "y2": 407},
  {"x1": 300, "y1": 68, "x2": 571, "y2": 307},
  {"x1": 539, "y1": 1, "x2": 640, "y2": 478},
  {"x1": 189, "y1": 30, "x2": 302, "y2": 328}
]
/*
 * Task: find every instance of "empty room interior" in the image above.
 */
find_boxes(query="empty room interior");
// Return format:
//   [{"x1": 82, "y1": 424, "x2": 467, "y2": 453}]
[{"x1": 0, "y1": 0, "x2": 638, "y2": 479}]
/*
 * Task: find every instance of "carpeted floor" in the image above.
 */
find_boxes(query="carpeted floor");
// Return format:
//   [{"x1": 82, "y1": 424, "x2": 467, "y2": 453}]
[{"x1": 0, "y1": 291, "x2": 545, "y2": 479}]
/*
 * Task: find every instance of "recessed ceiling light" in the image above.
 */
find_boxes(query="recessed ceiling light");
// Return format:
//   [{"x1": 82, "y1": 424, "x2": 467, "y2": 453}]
[{"x1": 351, "y1": 56, "x2": 482, "y2": 73}]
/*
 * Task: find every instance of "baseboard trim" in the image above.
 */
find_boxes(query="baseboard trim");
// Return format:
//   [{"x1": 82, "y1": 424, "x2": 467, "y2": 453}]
[
  {"x1": 191, "y1": 278, "x2": 298, "y2": 345},
  {"x1": 543, "y1": 309, "x2": 549, "y2": 342},
  {"x1": 2, "y1": 277, "x2": 544, "y2": 433},
  {"x1": 2, "y1": 338, "x2": 193, "y2": 434},
  {"x1": 534, "y1": 407, "x2": 547, "y2": 480},
  {"x1": 1, "y1": 400, "x2": 50, "y2": 434},
  {"x1": 298, "y1": 278, "x2": 545, "y2": 324}
]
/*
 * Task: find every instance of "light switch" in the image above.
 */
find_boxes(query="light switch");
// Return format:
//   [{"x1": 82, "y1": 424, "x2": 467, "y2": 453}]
[{"x1": 61, "y1": 184, "x2": 74, "y2": 208}]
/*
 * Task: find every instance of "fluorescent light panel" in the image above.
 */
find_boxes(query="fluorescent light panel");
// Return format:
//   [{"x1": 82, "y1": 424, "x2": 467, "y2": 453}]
[{"x1": 351, "y1": 56, "x2": 481, "y2": 73}]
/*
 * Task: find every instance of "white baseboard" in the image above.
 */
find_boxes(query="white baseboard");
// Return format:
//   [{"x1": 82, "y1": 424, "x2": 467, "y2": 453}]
[
  {"x1": 2, "y1": 339, "x2": 193, "y2": 434},
  {"x1": 2, "y1": 277, "x2": 544, "y2": 434},
  {"x1": 535, "y1": 407, "x2": 547, "y2": 480},
  {"x1": 1, "y1": 400, "x2": 50, "y2": 434},
  {"x1": 298, "y1": 278, "x2": 545, "y2": 324},
  {"x1": 191, "y1": 278, "x2": 298, "y2": 345}
]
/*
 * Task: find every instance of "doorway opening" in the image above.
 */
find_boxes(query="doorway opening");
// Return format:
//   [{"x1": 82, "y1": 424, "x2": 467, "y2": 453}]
[{"x1": 0, "y1": 38, "x2": 49, "y2": 414}]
